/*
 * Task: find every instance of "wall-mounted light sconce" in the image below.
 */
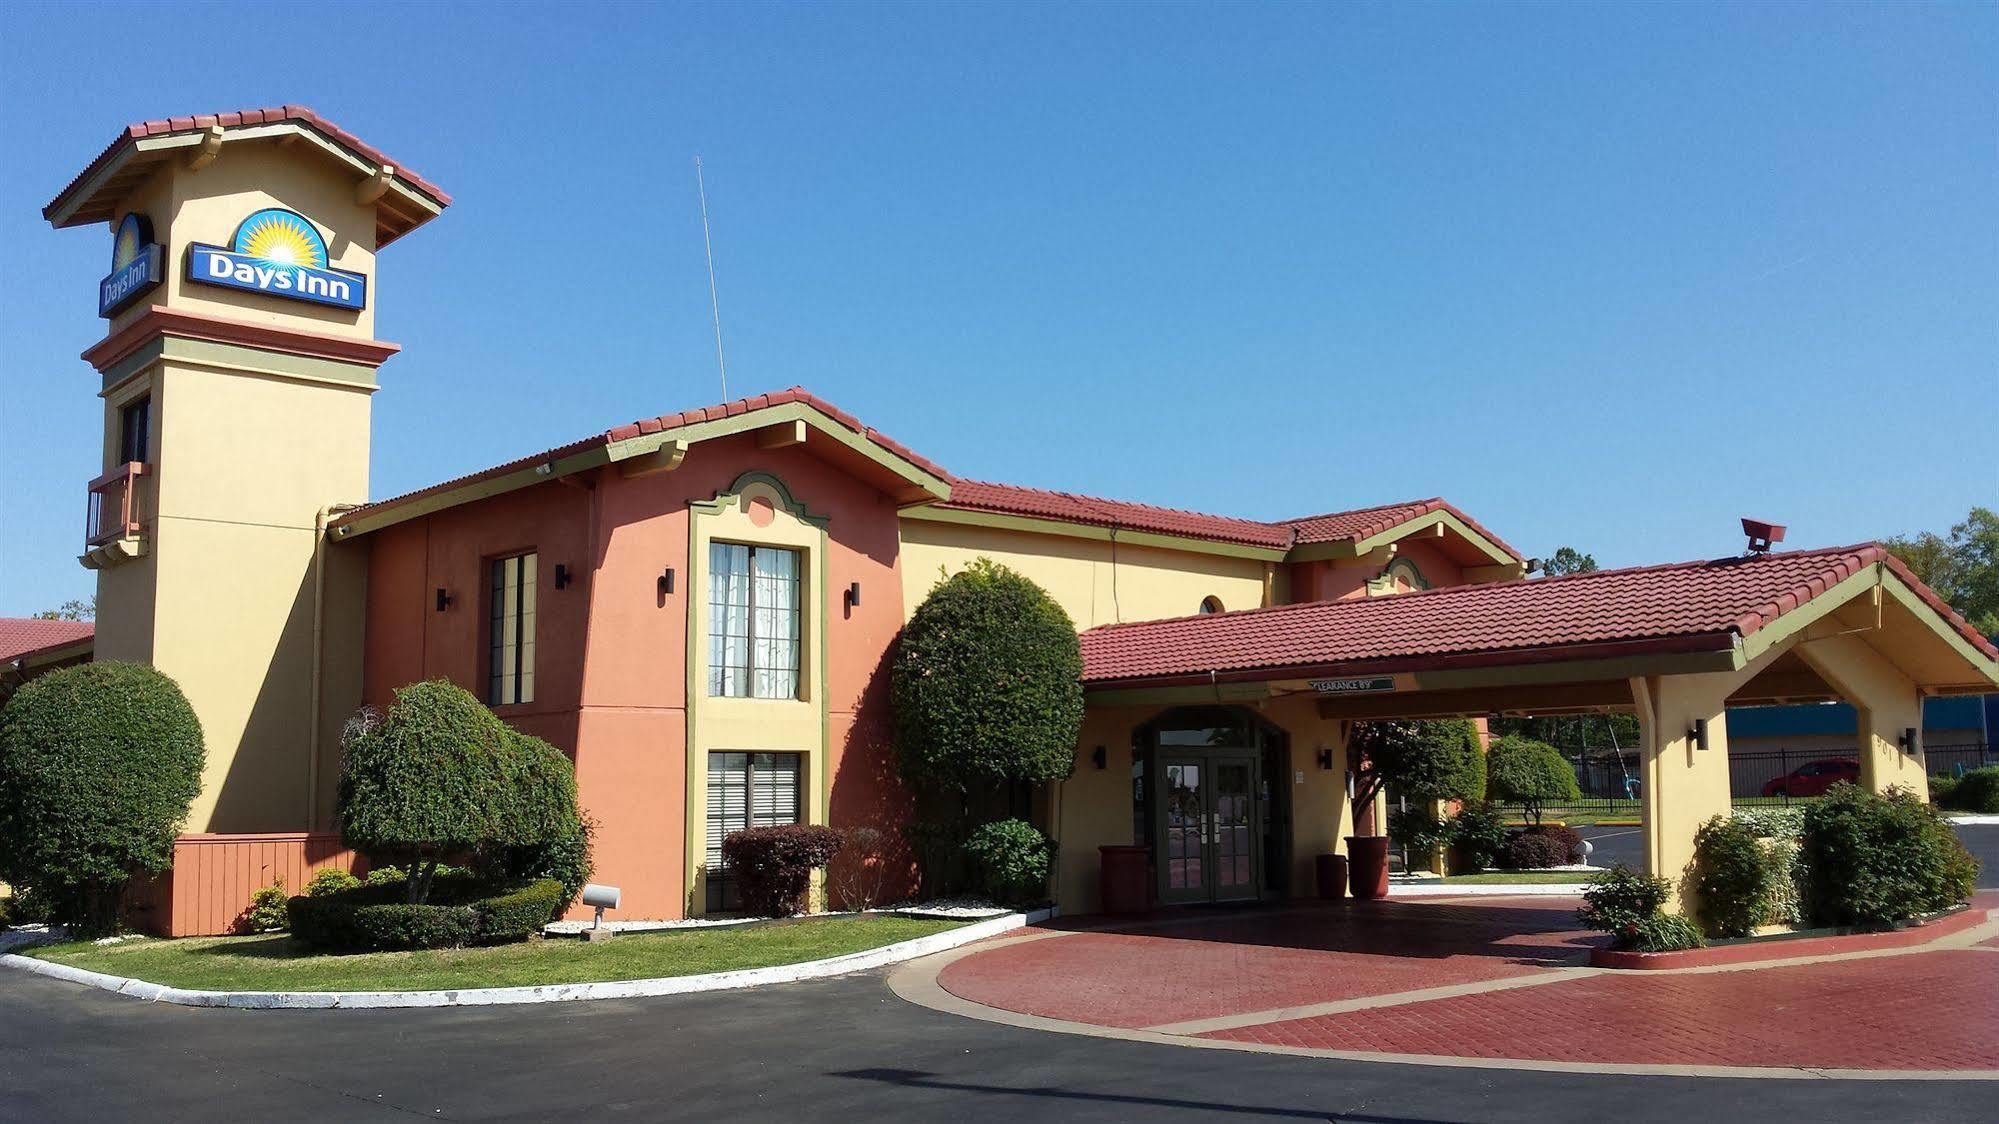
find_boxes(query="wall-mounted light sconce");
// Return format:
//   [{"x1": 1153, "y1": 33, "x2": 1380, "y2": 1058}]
[
  {"x1": 1315, "y1": 747, "x2": 1334, "y2": 771},
  {"x1": 1687, "y1": 718, "x2": 1709, "y2": 751},
  {"x1": 658, "y1": 567, "x2": 675, "y2": 597},
  {"x1": 554, "y1": 564, "x2": 572, "y2": 590},
  {"x1": 844, "y1": 581, "x2": 861, "y2": 609},
  {"x1": 1090, "y1": 745, "x2": 1107, "y2": 770},
  {"x1": 434, "y1": 588, "x2": 453, "y2": 612},
  {"x1": 1898, "y1": 727, "x2": 1918, "y2": 754}
]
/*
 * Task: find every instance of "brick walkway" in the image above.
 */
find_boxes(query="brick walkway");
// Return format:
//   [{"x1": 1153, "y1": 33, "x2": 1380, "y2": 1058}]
[{"x1": 931, "y1": 894, "x2": 1999, "y2": 1072}]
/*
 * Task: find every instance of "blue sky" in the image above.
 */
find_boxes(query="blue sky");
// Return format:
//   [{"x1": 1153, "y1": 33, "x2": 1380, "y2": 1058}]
[{"x1": 2, "y1": 1, "x2": 1994, "y2": 616}]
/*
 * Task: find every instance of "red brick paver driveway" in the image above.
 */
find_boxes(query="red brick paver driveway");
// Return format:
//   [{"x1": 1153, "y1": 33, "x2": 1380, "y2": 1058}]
[{"x1": 930, "y1": 893, "x2": 1999, "y2": 1073}]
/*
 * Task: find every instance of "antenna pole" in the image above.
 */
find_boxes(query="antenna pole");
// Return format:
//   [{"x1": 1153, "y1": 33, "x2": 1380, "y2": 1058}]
[{"x1": 694, "y1": 156, "x2": 729, "y2": 399}]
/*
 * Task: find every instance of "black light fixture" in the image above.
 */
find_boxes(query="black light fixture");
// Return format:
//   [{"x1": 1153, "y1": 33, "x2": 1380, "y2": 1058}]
[
  {"x1": 1687, "y1": 718, "x2": 1709, "y2": 751},
  {"x1": 1898, "y1": 727, "x2": 1918, "y2": 754},
  {"x1": 658, "y1": 567, "x2": 675, "y2": 596},
  {"x1": 1090, "y1": 745, "x2": 1107, "y2": 770},
  {"x1": 1316, "y1": 747, "x2": 1334, "y2": 771},
  {"x1": 844, "y1": 581, "x2": 861, "y2": 609},
  {"x1": 434, "y1": 587, "x2": 453, "y2": 612},
  {"x1": 554, "y1": 563, "x2": 572, "y2": 590}
]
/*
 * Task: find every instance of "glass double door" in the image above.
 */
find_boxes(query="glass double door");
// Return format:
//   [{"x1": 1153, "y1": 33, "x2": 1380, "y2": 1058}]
[{"x1": 1156, "y1": 752, "x2": 1260, "y2": 904}]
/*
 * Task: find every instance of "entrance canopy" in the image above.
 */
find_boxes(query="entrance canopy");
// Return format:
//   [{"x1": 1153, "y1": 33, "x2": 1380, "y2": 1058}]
[{"x1": 1080, "y1": 543, "x2": 1999, "y2": 717}]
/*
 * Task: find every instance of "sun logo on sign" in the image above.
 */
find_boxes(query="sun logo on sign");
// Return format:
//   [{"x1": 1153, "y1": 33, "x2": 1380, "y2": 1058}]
[
  {"x1": 111, "y1": 214, "x2": 149, "y2": 270},
  {"x1": 231, "y1": 209, "x2": 329, "y2": 272}
]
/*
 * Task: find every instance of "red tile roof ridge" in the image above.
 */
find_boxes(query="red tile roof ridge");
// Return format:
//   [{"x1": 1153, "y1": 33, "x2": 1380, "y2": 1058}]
[
  {"x1": 944, "y1": 478, "x2": 1282, "y2": 525},
  {"x1": 1279, "y1": 496, "x2": 1444, "y2": 526},
  {"x1": 1080, "y1": 541, "x2": 1898, "y2": 638}
]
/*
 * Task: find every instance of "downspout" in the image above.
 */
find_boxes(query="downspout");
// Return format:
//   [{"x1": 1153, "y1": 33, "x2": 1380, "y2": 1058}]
[{"x1": 309, "y1": 503, "x2": 359, "y2": 832}]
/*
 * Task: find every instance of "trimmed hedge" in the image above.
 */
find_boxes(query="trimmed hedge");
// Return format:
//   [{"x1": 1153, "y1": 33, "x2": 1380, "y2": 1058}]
[
  {"x1": 287, "y1": 876, "x2": 564, "y2": 951},
  {"x1": 721, "y1": 825, "x2": 845, "y2": 917},
  {"x1": 963, "y1": 819, "x2": 1051, "y2": 906},
  {"x1": 1938, "y1": 767, "x2": 1999, "y2": 814},
  {"x1": 0, "y1": 661, "x2": 205, "y2": 933},
  {"x1": 1800, "y1": 784, "x2": 1977, "y2": 926}
]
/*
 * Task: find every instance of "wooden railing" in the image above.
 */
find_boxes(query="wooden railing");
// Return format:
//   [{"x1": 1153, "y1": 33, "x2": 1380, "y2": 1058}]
[{"x1": 86, "y1": 461, "x2": 149, "y2": 547}]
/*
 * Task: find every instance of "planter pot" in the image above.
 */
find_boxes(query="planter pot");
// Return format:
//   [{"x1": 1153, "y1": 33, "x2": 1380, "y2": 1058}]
[
  {"x1": 1345, "y1": 835, "x2": 1391, "y2": 899},
  {"x1": 1314, "y1": 854, "x2": 1348, "y2": 900},
  {"x1": 1098, "y1": 845, "x2": 1151, "y2": 915}
]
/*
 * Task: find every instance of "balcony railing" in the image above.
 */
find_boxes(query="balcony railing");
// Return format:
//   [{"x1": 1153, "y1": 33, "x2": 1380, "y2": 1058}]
[{"x1": 86, "y1": 461, "x2": 150, "y2": 548}]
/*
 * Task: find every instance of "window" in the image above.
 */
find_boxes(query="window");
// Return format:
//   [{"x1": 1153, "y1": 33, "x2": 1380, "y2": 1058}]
[
  {"x1": 708, "y1": 542, "x2": 801, "y2": 699},
  {"x1": 118, "y1": 396, "x2": 150, "y2": 465},
  {"x1": 704, "y1": 751, "x2": 802, "y2": 911},
  {"x1": 487, "y1": 552, "x2": 537, "y2": 706},
  {"x1": 1199, "y1": 595, "x2": 1225, "y2": 615}
]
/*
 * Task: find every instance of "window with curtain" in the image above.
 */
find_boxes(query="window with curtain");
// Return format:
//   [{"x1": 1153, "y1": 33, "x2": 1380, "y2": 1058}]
[
  {"x1": 488, "y1": 552, "x2": 537, "y2": 706},
  {"x1": 708, "y1": 542, "x2": 801, "y2": 699},
  {"x1": 704, "y1": 751, "x2": 803, "y2": 911}
]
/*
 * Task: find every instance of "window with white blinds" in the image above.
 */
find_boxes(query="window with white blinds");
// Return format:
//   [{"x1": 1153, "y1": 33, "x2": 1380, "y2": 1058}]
[{"x1": 704, "y1": 751, "x2": 803, "y2": 911}]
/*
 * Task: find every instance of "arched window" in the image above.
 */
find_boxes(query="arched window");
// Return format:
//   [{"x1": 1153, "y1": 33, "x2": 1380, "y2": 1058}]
[{"x1": 1198, "y1": 595, "x2": 1225, "y2": 615}]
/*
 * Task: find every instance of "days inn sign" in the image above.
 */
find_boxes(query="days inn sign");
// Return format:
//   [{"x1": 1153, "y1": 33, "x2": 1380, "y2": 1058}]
[
  {"x1": 187, "y1": 208, "x2": 367, "y2": 311},
  {"x1": 99, "y1": 213, "x2": 163, "y2": 317}
]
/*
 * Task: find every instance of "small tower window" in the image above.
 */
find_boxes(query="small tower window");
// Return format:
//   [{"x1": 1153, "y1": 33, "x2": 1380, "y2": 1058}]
[
  {"x1": 118, "y1": 396, "x2": 150, "y2": 465},
  {"x1": 1199, "y1": 595, "x2": 1225, "y2": 615}
]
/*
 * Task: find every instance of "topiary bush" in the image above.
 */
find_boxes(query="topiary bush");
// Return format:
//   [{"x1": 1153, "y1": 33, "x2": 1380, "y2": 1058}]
[
  {"x1": 721, "y1": 824, "x2": 845, "y2": 917},
  {"x1": 1799, "y1": 784, "x2": 1978, "y2": 926},
  {"x1": 892, "y1": 559, "x2": 1083, "y2": 793},
  {"x1": 1690, "y1": 815, "x2": 1774, "y2": 937},
  {"x1": 1578, "y1": 864, "x2": 1683, "y2": 950},
  {"x1": 0, "y1": 661, "x2": 205, "y2": 934},
  {"x1": 963, "y1": 818, "x2": 1052, "y2": 906},
  {"x1": 1447, "y1": 802, "x2": 1509, "y2": 871},
  {"x1": 473, "y1": 729, "x2": 593, "y2": 913},
  {"x1": 1939, "y1": 767, "x2": 1999, "y2": 814},
  {"x1": 1485, "y1": 736, "x2": 1580, "y2": 826}
]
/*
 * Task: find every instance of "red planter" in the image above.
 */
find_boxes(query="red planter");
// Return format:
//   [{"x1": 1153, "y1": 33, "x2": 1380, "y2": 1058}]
[
  {"x1": 1098, "y1": 844, "x2": 1151, "y2": 915},
  {"x1": 1345, "y1": 835, "x2": 1391, "y2": 900},
  {"x1": 1315, "y1": 854, "x2": 1349, "y2": 900}
]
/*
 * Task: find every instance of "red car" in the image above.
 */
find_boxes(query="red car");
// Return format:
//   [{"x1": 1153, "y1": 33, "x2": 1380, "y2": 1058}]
[{"x1": 1761, "y1": 758, "x2": 1860, "y2": 798}]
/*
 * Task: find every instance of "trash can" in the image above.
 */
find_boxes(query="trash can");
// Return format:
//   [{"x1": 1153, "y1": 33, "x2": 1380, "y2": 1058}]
[
  {"x1": 1315, "y1": 854, "x2": 1348, "y2": 900},
  {"x1": 1098, "y1": 845, "x2": 1151, "y2": 915}
]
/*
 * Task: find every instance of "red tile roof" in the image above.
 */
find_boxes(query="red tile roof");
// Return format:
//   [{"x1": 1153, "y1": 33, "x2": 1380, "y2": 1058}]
[
  {"x1": 1283, "y1": 497, "x2": 1521, "y2": 559},
  {"x1": 46, "y1": 106, "x2": 451, "y2": 221},
  {"x1": 0, "y1": 618, "x2": 94, "y2": 665},
  {"x1": 939, "y1": 480, "x2": 1296, "y2": 550},
  {"x1": 333, "y1": 386, "x2": 945, "y2": 529},
  {"x1": 1080, "y1": 543, "x2": 1999, "y2": 685}
]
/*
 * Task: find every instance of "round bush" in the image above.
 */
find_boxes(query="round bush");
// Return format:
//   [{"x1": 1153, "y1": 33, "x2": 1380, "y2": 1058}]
[
  {"x1": 1941, "y1": 767, "x2": 1999, "y2": 814},
  {"x1": 962, "y1": 819, "x2": 1052, "y2": 906},
  {"x1": 1578, "y1": 864, "x2": 1675, "y2": 949},
  {"x1": 306, "y1": 868, "x2": 361, "y2": 897},
  {"x1": 721, "y1": 824, "x2": 845, "y2": 917},
  {"x1": 1499, "y1": 831, "x2": 1569, "y2": 870},
  {"x1": 1485, "y1": 736, "x2": 1580, "y2": 824},
  {"x1": 892, "y1": 559, "x2": 1084, "y2": 792},
  {"x1": 1800, "y1": 784, "x2": 1977, "y2": 926},
  {"x1": 0, "y1": 661, "x2": 205, "y2": 932},
  {"x1": 1690, "y1": 815, "x2": 1773, "y2": 937}
]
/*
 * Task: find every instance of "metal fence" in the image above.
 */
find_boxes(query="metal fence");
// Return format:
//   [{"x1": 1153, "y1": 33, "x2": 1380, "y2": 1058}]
[{"x1": 1487, "y1": 746, "x2": 1643, "y2": 822}]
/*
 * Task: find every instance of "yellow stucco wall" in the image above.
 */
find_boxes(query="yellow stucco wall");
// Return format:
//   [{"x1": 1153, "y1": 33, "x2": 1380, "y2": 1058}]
[
  {"x1": 897, "y1": 518, "x2": 1274, "y2": 629},
  {"x1": 1795, "y1": 633, "x2": 1931, "y2": 800}
]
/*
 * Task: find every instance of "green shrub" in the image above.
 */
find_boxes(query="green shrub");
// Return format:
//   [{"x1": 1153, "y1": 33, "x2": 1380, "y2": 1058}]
[
  {"x1": 242, "y1": 881, "x2": 290, "y2": 933},
  {"x1": 482, "y1": 813, "x2": 594, "y2": 913},
  {"x1": 892, "y1": 560, "x2": 1083, "y2": 792},
  {"x1": 474, "y1": 730, "x2": 592, "y2": 913},
  {"x1": 469, "y1": 878, "x2": 565, "y2": 943},
  {"x1": 1690, "y1": 815, "x2": 1773, "y2": 937},
  {"x1": 1732, "y1": 805, "x2": 1805, "y2": 840},
  {"x1": 1349, "y1": 720, "x2": 1486, "y2": 814},
  {"x1": 1578, "y1": 864, "x2": 1674, "y2": 949},
  {"x1": 1929, "y1": 775, "x2": 1960, "y2": 808},
  {"x1": 1447, "y1": 802, "x2": 1509, "y2": 871},
  {"x1": 1800, "y1": 784, "x2": 1977, "y2": 926},
  {"x1": 0, "y1": 661, "x2": 205, "y2": 934},
  {"x1": 1764, "y1": 838, "x2": 1804, "y2": 926},
  {"x1": 1940, "y1": 767, "x2": 1999, "y2": 814},
  {"x1": 721, "y1": 825, "x2": 845, "y2": 917},
  {"x1": 306, "y1": 868, "x2": 361, "y2": 897},
  {"x1": 962, "y1": 819, "x2": 1052, "y2": 906},
  {"x1": 1485, "y1": 736, "x2": 1580, "y2": 825},
  {"x1": 286, "y1": 875, "x2": 562, "y2": 951},
  {"x1": 1388, "y1": 806, "x2": 1451, "y2": 865},
  {"x1": 1499, "y1": 829, "x2": 1571, "y2": 869},
  {"x1": 1628, "y1": 913, "x2": 1706, "y2": 953},
  {"x1": 364, "y1": 866, "x2": 406, "y2": 887}
]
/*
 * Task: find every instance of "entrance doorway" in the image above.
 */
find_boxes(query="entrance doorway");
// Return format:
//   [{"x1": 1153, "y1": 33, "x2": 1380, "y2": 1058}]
[{"x1": 1135, "y1": 706, "x2": 1289, "y2": 905}]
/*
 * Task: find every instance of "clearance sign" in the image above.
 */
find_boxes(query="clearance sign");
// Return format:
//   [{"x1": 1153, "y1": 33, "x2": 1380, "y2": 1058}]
[{"x1": 187, "y1": 208, "x2": 367, "y2": 311}]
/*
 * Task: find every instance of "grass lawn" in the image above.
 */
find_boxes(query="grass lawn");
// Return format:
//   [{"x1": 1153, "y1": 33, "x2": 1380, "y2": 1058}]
[
  {"x1": 25, "y1": 914, "x2": 963, "y2": 993},
  {"x1": 1438, "y1": 871, "x2": 1599, "y2": 885}
]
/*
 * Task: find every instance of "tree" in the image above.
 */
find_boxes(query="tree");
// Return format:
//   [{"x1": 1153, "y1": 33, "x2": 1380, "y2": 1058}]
[
  {"x1": 31, "y1": 597, "x2": 95, "y2": 622},
  {"x1": 0, "y1": 661, "x2": 204, "y2": 933},
  {"x1": 892, "y1": 559, "x2": 1084, "y2": 793},
  {"x1": 1349, "y1": 719, "x2": 1486, "y2": 819},
  {"x1": 338, "y1": 680, "x2": 518, "y2": 903},
  {"x1": 1886, "y1": 507, "x2": 1999, "y2": 637},
  {"x1": 1541, "y1": 547, "x2": 1598, "y2": 577},
  {"x1": 1485, "y1": 735, "x2": 1581, "y2": 825}
]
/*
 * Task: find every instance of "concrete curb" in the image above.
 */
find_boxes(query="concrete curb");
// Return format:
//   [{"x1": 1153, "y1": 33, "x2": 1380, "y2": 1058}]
[
  {"x1": 1948, "y1": 814, "x2": 1999, "y2": 825},
  {"x1": 1388, "y1": 883, "x2": 1587, "y2": 897},
  {"x1": 0, "y1": 907, "x2": 1054, "y2": 1010}
]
